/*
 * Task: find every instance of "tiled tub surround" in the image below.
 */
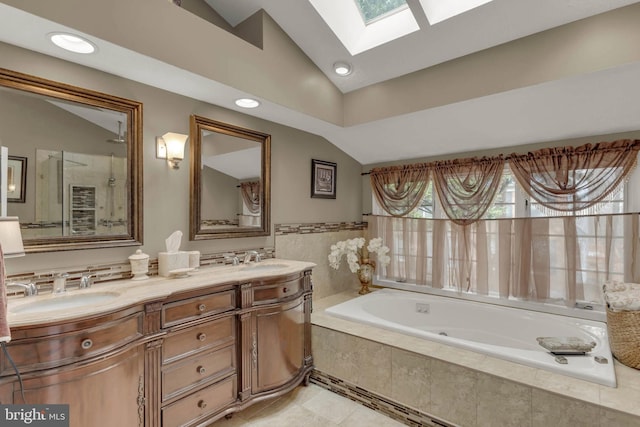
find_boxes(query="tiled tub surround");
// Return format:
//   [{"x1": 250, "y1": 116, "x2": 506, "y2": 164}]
[
  {"x1": 312, "y1": 292, "x2": 640, "y2": 427},
  {"x1": 275, "y1": 223, "x2": 367, "y2": 300},
  {"x1": 325, "y1": 289, "x2": 616, "y2": 387}
]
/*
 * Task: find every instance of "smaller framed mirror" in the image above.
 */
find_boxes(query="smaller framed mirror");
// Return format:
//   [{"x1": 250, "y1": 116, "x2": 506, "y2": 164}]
[{"x1": 190, "y1": 115, "x2": 270, "y2": 240}]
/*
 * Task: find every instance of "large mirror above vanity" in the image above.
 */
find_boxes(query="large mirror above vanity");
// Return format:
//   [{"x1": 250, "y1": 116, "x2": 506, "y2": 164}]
[
  {"x1": 0, "y1": 68, "x2": 143, "y2": 252},
  {"x1": 190, "y1": 114, "x2": 270, "y2": 240}
]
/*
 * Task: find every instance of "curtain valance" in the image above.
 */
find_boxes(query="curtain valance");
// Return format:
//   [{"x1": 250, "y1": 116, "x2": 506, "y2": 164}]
[
  {"x1": 508, "y1": 139, "x2": 640, "y2": 213},
  {"x1": 432, "y1": 156, "x2": 505, "y2": 225},
  {"x1": 370, "y1": 139, "x2": 640, "y2": 223},
  {"x1": 240, "y1": 181, "x2": 261, "y2": 214},
  {"x1": 370, "y1": 164, "x2": 430, "y2": 217}
]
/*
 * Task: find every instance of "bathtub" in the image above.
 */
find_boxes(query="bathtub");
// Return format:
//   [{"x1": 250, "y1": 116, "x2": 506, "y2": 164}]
[{"x1": 324, "y1": 288, "x2": 617, "y2": 387}]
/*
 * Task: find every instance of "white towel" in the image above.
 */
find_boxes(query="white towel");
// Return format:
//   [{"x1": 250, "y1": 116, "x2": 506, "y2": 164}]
[
  {"x1": 603, "y1": 280, "x2": 640, "y2": 293},
  {"x1": 603, "y1": 280, "x2": 640, "y2": 311}
]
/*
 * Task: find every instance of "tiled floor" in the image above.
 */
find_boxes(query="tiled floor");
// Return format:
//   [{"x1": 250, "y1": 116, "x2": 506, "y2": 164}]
[{"x1": 210, "y1": 383, "x2": 406, "y2": 427}]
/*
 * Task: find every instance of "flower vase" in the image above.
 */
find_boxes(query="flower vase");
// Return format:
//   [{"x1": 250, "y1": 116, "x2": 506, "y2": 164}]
[{"x1": 357, "y1": 259, "x2": 375, "y2": 295}]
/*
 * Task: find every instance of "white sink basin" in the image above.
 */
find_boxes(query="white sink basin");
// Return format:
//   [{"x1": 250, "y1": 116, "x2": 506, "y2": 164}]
[
  {"x1": 241, "y1": 263, "x2": 289, "y2": 271},
  {"x1": 10, "y1": 292, "x2": 120, "y2": 314}
]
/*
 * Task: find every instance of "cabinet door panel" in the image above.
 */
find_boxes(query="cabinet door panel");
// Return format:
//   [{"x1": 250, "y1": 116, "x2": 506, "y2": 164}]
[
  {"x1": 252, "y1": 298, "x2": 305, "y2": 393},
  {"x1": 18, "y1": 345, "x2": 144, "y2": 427}
]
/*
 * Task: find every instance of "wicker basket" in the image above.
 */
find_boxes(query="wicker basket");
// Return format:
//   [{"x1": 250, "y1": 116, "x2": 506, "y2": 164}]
[{"x1": 606, "y1": 305, "x2": 640, "y2": 369}]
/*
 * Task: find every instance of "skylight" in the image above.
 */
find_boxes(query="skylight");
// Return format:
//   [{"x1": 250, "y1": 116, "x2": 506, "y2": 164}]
[
  {"x1": 309, "y1": 0, "x2": 419, "y2": 55},
  {"x1": 355, "y1": 0, "x2": 408, "y2": 25},
  {"x1": 309, "y1": 0, "x2": 495, "y2": 56},
  {"x1": 419, "y1": 0, "x2": 495, "y2": 25}
]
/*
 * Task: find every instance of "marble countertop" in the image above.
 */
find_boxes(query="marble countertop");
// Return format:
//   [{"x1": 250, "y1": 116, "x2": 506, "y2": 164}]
[{"x1": 7, "y1": 258, "x2": 315, "y2": 327}]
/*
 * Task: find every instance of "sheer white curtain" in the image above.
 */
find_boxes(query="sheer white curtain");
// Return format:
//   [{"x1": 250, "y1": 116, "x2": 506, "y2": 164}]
[{"x1": 371, "y1": 213, "x2": 639, "y2": 306}]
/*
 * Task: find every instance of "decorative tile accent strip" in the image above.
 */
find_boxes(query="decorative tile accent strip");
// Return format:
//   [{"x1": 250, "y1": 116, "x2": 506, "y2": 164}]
[
  {"x1": 310, "y1": 370, "x2": 456, "y2": 427},
  {"x1": 6, "y1": 247, "x2": 275, "y2": 297},
  {"x1": 275, "y1": 222, "x2": 367, "y2": 235}
]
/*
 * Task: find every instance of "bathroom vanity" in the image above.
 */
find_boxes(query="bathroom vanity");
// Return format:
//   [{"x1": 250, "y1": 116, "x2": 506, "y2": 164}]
[{"x1": 0, "y1": 260, "x2": 314, "y2": 427}]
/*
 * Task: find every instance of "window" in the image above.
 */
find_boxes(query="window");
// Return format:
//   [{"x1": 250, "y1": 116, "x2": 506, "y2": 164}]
[
  {"x1": 371, "y1": 160, "x2": 639, "y2": 311},
  {"x1": 354, "y1": 0, "x2": 409, "y2": 24}
]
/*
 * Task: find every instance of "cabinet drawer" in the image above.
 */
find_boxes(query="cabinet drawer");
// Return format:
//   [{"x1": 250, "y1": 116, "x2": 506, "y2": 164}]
[
  {"x1": 163, "y1": 316, "x2": 235, "y2": 364},
  {"x1": 2, "y1": 312, "x2": 143, "y2": 374},
  {"x1": 162, "y1": 344, "x2": 236, "y2": 401},
  {"x1": 253, "y1": 278, "x2": 301, "y2": 304},
  {"x1": 162, "y1": 374, "x2": 237, "y2": 427},
  {"x1": 162, "y1": 290, "x2": 236, "y2": 328}
]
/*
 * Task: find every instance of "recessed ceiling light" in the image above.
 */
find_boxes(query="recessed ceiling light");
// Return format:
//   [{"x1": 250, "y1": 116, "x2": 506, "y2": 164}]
[
  {"x1": 333, "y1": 62, "x2": 352, "y2": 76},
  {"x1": 235, "y1": 98, "x2": 261, "y2": 108},
  {"x1": 48, "y1": 32, "x2": 96, "y2": 54}
]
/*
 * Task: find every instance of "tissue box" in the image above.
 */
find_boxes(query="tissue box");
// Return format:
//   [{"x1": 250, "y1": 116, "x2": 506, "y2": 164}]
[{"x1": 158, "y1": 251, "x2": 190, "y2": 277}]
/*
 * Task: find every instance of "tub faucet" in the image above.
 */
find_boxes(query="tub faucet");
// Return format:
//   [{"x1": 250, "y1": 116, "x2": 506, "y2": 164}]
[
  {"x1": 243, "y1": 251, "x2": 261, "y2": 264},
  {"x1": 7, "y1": 282, "x2": 38, "y2": 297},
  {"x1": 53, "y1": 273, "x2": 69, "y2": 294}
]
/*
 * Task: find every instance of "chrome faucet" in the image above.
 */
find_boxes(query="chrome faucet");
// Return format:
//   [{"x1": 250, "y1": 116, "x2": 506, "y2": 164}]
[
  {"x1": 53, "y1": 273, "x2": 69, "y2": 294},
  {"x1": 243, "y1": 250, "x2": 261, "y2": 264},
  {"x1": 7, "y1": 282, "x2": 38, "y2": 297},
  {"x1": 226, "y1": 256, "x2": 240, "y2": 266},
  {"x1": 79, "y1": 274, "x2": 93, "y2": 289}
]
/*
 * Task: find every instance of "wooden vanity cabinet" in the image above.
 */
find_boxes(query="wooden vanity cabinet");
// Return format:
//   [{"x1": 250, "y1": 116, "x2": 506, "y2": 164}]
[
  {"x1": 157, "y1": 284, "x2": 239, "y2": 427},
  {"x1": 240, "y1": 269, "x2": 314, "y2": 398},
  {"x1": 0, "y1": 265, "x2": 314, "y2": 427},
  {"x1": 0, "y1": 305, "x2": 147, "y2": 427}
]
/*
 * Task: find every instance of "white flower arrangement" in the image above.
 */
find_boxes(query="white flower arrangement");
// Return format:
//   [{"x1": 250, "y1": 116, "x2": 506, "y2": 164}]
[{"x1": 328, "y1": 237, "x2": 391, "y2": 273}]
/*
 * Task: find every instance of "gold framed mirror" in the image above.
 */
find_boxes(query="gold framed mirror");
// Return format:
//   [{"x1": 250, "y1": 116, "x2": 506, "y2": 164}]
[
  {"x1": 190, "y1": 114, "x2": 270, "y2": 240},
  {"x1": 0, "y1": 68, "x2": 143, "y2": 252}
]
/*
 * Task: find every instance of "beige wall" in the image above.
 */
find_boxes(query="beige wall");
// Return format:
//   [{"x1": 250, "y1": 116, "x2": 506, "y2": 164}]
[
  {"x1": 345, "y1": 3, "x2": 640, "y2": 125},
  {"x1": 3, "y1": 0, "x2": 344, "y2": 126},
  {"x1": 0, "y1": 42, "x2": 362, "y2": 274}
]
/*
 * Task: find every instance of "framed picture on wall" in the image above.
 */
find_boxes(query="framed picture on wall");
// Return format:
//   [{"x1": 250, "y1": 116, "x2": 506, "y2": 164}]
[
  {"x1": 7, "y1": 155, "x2": 26, "y2": 203},
  {"x1": 311, "y1": 159, "x2": 336, "y2": 199}
]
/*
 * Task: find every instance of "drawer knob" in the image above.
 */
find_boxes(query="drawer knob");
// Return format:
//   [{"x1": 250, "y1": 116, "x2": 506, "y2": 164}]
[
  {"x1": 283, "y1": 287, "x2": 288, "y2": 293},
  {"x1": 197, "y1": 333, "x2": 207, "y2": 342},
  {"x1": 198, "y1": 303, "x2": 207, "y2": 312},
  {"x1": 81, "y1": 338, "x2": 93, "y2": 350},
  {"x1": 198, "y1": 400, "x2": 207, "y2": 409},
  {"x1": 197, "y1": 366, "x2": 206, "y2": 375}
]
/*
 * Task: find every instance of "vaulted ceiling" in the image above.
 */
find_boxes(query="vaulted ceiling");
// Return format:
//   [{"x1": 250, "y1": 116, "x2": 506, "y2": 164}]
[{"x1": 1, "y1": 0, "x2": 639, "y2": 165}]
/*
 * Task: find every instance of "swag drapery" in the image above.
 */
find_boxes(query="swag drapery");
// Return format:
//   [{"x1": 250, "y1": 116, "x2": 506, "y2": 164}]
[
  {"x1": 370, "y1": 139, "x2": 640, "y2": 224},
  {"x1": 240, "y1": 181, "x2": 261, "y2": 214}
]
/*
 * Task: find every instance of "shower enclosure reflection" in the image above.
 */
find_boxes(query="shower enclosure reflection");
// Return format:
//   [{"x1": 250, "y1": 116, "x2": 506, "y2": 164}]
[
  {"x1": 29, "y1": 150, "x2": 127, "y2": 239},
  {"x1": 0, "y1": 68, "x2": 143, "y2": 251}
]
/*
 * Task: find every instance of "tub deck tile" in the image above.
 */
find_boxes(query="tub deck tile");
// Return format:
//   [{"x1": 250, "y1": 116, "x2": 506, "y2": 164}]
[{"x1": 313, "y1": 290, "x2": 640, "y2": 421}]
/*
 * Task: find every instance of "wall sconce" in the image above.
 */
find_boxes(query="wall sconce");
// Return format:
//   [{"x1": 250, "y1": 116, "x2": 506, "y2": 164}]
[
  {"x1": 156, "y1": 132, "x2": 188, "y2": 169},
  {"x1": 0, "y1": 216, "x2": 25, "y2": 258}
]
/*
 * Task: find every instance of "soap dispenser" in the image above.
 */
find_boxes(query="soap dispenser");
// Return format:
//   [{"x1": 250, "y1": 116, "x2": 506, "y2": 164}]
[{"x1": 129, "y1": 249, "x2": 150, "y2": 280}]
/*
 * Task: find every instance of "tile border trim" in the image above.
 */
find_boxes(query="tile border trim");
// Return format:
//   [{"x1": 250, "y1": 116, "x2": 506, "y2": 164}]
[
  {"x1": 275, "y1": 222, "x2": 367, "y2": 235},
  {"x1": 310, "y1": 370, "x2": 456, "y2": 427}
]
